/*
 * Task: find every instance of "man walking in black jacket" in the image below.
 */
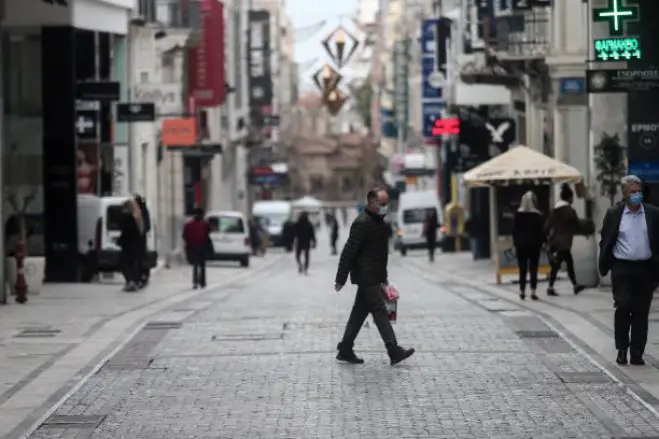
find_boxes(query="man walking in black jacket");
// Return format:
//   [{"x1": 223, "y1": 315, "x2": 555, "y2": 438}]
[{"x1": 335, "y1": 188, "x2": 415, "y2": 365}]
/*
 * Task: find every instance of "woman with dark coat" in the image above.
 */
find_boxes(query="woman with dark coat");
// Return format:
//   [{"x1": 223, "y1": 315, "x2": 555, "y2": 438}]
[
  {"x1": 183, "y1": 208, "x2": 211, "y2": 289},
  {"x1": 117, "y1": 200, "x2": 143, "y2": 292},
  {"x1": 512, "y1": 191, "x2": 545, "y2": 300},
  {"x1": 545, "y1": 183, "x2": 585, "y2": 296},
  {"x1": 423, "y1": 210, "x2": 439, "y2": 262},
  {"x1": 294, "y1": 211, "x2": 316, "y2": 274},
  {"x1": 330, "y1": 215, "x2": 339, "y2": 255}
]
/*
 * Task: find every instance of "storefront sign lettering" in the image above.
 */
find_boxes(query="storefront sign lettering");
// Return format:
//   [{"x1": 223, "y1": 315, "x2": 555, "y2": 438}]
[{"x1": 132, "y1": 84, "x2": 182, "y2": 114}]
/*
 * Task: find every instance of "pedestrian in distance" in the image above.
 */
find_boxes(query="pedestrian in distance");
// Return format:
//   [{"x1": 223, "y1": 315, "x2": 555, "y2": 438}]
[
  {"x1": 330, "y1": 215, "x2": 339, "y2": 255},
  {"x1": 599, "y1": 175, "x2": 659, "y2": 366},
  {"x1": 282, "y1": 215, "x2": 295, "y2": 252},
  {"x1": 134, "y1": 194, "x2": 151, "y2": 288},
  {"x1": 545, "y1": 183, "x2": 585, "y2": 296},
  {"x1": 183, "y1": 207, "x2": 211, "y2": 289},
  {"x1": 335, "y1": 188, "x2": 415, "y2": 366},
  {"x1": 117, "y1": 199, "x2": 143, "y2": 292},
  {"x1": 512, "y1": 190, "x2": 545, "y2": 301},
  {"x1": 294, "y1": 211, "x2": 316, "y2": 274},
  {"x1": 248, "y1": 218, "x2": 262, "y2": 256},
  {"x1": 422, "y1": 209, "x2": 439, "y2": 262}
]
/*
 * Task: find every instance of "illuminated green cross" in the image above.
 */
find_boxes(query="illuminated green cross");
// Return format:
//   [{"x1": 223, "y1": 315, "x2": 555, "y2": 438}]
[{"x1": 593, "y1": 0, "x2": 639, "y2": 37}]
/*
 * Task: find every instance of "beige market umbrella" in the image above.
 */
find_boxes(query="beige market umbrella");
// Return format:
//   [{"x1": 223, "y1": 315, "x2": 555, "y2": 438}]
[{"x1": 462, "y1": 145, "x2": 583, "y2": 187}]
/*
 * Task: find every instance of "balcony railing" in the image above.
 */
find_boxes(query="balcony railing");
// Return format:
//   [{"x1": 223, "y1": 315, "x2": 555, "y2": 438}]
[
  {"x1": 156, "y1": 0, "x2": 201, "y2": 29},
  {"x1": 489, "y1": 8, "x2": 550, "y2": 60}
]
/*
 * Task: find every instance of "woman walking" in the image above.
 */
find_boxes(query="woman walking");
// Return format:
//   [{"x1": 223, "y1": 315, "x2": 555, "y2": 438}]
[
  {"x1": 118, "y1": 199, "x2": 143, "y2": 292},
  {"x1": 512, "y1": 191, "x2": 545, "y2": 300},
  {"x1": 423, "y1": 210, "x2": 439, "y2": 262},
  {"x1": 183, "y1": 208, "x2": 211, "y2": 289},
  {"x1": 294, "y1": 211, "x2": 316, "y2": 274},
  {"x1": 546, "y1": 184, "x2": 585, "y2": 296}
]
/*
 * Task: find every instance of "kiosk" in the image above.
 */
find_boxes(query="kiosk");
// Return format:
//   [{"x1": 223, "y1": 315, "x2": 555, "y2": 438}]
[{"x1": 462, "y1": 145, "x2": 583, "y2": 284}]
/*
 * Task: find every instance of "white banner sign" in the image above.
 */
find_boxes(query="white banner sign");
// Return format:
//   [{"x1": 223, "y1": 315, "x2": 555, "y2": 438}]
[
  {"x1": 113, "y1": 145, "x2": 130, "y2": 195},
  {"x1": 131, "y1": 84, "x2": 183, "y2": 115}
]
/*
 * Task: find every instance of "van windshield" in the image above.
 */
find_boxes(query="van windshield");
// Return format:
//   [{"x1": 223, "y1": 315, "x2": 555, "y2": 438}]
[
  {"x1": 260, "y1": 213, "x2": 288, "y2": 228},
  {"x1": 106, "y1": 206, "x2": 125, "y2": 231},
  {"x1": 403, "y1": 208, "x2": 436, "y2": 224},
  {"x1": 208, "y1": 216, "x2": 245, "y2": 233}
]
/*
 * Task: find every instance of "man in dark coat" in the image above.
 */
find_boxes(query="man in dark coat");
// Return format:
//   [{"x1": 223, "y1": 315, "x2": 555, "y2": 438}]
[
  {"x1": 599, "y1": 175, "x2": 659, "y2": 366},
  {"x1": 545, "y1": 184, "x2": 585, "y2": 296},
  {"x1": 134, "y1": 194, "x2": 151, "y2": 286},
  {"x1": 294, "y1": 211, "x2": 316, "y2": 274},
  {"x1": 330, "y1": 215, "x2": 339, "y2": 255},
  {"x1": 334, "y1": 188, "x2": 415, "y2": 366},
  {"x1": 282, "y1": 216, "x2": 295, "y2": 252}
]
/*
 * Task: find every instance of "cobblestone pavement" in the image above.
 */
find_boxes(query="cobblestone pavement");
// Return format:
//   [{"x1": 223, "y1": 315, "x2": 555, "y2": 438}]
[{"x1": 22, "y1": 237, "x2": 659, "y2": 439}]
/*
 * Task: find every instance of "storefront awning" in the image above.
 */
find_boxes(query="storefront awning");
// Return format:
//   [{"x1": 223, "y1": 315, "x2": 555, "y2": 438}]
[{"x1": 462, "y1": 145, "x2": 582, "y2": 187}]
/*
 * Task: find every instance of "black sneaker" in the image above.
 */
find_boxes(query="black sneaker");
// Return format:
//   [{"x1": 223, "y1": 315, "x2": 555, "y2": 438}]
[
  {"x1": 388, "y1": 345, "x2": 415, "y2": 365},
  {"x1": 336, "y1": 351, "x2": 364, "y2": 364},
  {"x1": 547, "y1": 287, "x2": 559, "y2": 297},
  {"x1": 574, "y1": 285, "x2": 585, "y2": 295}
]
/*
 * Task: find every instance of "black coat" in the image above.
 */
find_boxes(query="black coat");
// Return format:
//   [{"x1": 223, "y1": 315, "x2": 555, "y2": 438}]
[
  {"x1": 599, "y1": 202, "x2": 659, "y2": 277},
  {"x1": 335, "y1": 211, "x2": 389, "y2": 286},
  {"x1": 294, "y1": 219, "x2": 316, "y2": 249},
  {"x1": 512, "y1": 211, "x2": 545, "y2": 249},
  {"x1": 118, "y1": 212, "x2": 141, "y2": 252}
]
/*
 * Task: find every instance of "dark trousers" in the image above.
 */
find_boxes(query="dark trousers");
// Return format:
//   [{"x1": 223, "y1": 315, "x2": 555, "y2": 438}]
[
  {"x1": 427, "y1": 236, "x2": 436, "y2": 261},
  {"x1": 331, "y1": 237, "x2": 338, "y2": 255},
  {"x1": 190, "y1": 247, "x2": 206, "y2": 287},
  {"x1": 612, "y1": 260, "x2": 654, "y2": 355},
  {"x1": 549, "y1": 249, "x2": 577, "y2": 286},
  {"x1": 120, "y1": 248, "x2": 138, "y2": 284},
  {"x1": 338, "y1": 285, "x2": 397, "y2": 351},
  {"x1": 516, "y1": 245, "x2": 541, "y2": 292},
  {"x1": 295, "y1": 245, "x2": 310, "y2": 270}
]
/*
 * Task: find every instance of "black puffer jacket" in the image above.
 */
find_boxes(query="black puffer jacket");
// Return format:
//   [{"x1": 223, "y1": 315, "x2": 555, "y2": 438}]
[{"x1": 335, "y1": 211, "x2": 389, "y2": 286}]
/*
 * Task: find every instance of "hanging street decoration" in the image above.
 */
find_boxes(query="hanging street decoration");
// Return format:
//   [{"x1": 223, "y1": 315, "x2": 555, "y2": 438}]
[
  {"x1": 321, "y1": 26, "x2": 359, "y2": 69},
  {"x1": 312, "y1": 63, "x2": 342, "y2": 97},
  {"x1": 324, "y1": 88, "x2": 348, "y2": 115},
  {"x1": 594, "y1": 36, "x2": 642, "y2": 61},
  {"x1": 592, "y1": 0, "x2": 639, "y2": 37}
]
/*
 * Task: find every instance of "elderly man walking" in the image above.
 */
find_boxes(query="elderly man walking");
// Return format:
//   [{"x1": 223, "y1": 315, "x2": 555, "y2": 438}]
[{"x1": 599, "y1": 175, "x2": 659, "y2": 366}]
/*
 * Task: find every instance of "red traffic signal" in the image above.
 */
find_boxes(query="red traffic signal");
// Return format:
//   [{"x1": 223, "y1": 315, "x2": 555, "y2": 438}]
[{"x1": 431, "y1": 117, "x2": 460, "y2": 136}]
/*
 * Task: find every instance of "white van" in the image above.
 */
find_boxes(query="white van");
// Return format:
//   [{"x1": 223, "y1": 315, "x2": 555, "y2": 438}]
[
  {"x1": 252, "y1": 200, "x2": 292, "y2": 247},
  {"x1": 395, "y1": 190, "x2": 444, "y2": 256},
  {"x1": 206, "y1": 210, "x2": 251, "y2": 267},
  {"x1": 77, "y1": 195, "x2": 158, "y2": 281}
]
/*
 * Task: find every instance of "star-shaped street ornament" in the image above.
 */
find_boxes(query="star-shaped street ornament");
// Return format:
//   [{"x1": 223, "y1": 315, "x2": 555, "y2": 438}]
[
  {"x1": 312, "y1": 63, "x2": 342, "y2": 97},
  {"x1": 321, "y1": 26, "x2": 359, "y2": 68},
  {"x1": 324, "y1": 88, "x2": 348, "y2": 115}
]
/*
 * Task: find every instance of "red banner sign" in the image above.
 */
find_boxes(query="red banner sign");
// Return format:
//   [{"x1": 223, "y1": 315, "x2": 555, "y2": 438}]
[
  {"x1": 188, "y1": 0, "x2": 225, "y2": 107},
  {"x1": 431, "y1": 117, "x2": 460, "y2": 136}
]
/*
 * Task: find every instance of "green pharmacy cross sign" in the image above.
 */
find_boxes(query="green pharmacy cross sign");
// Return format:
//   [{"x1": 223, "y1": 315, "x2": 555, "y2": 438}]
[
  {"x1": 594, "y1": 37, "x2": 642, "y2": 61},
  {"x1": 593, "y1": 0, "x2": 639, "y2": 37}
]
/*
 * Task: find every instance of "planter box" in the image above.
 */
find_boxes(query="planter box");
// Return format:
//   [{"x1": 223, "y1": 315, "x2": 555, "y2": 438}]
[{"x1": 5, "y1": 256, "x2": 45, "y2": 295}]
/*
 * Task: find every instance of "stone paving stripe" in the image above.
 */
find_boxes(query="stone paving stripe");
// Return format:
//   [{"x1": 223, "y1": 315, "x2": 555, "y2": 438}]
[
  {"x1": 15, "y1": 329, "x2": 61, "y2": 338},
  {"x1": 516, "y1": 329, "x2": 560, "y2": 338},
  {"x1": 143, "y1": 321, "x2": 182, "y2": 329},
  {"x1": 558, "y1": 371, "x2": 613, "y2": 383},
  {"x1": 211, "y1": 333, "x2": 283, "y2": 341},
  {"x1": 614, "y1": 436, "x2": 659, "y2": 438},
  {"x1": 103, "y1": 358, "x2": 154, "y2": 369},
  {"x1": 42, "y1": 415, "x2": 105, "y2": 428}
]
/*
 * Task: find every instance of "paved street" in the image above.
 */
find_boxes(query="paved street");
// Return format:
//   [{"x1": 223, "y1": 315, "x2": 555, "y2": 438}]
[
  {"x1": 9, "y1": 231, "x2": 659, "y2": 439},
  {"x1": 0, "y1": 254, "x2": 283, "y2": 439}
]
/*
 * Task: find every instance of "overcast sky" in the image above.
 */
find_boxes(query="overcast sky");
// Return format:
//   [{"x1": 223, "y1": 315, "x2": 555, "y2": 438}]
[{"x1": 285, "y1": 0, "x2": 358, "y2": 90}]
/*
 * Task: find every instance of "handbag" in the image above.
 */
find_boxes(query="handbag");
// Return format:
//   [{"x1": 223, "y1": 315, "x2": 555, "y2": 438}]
[{"x1": 382, "y1": 284, "x2": 399, "y2": 323}]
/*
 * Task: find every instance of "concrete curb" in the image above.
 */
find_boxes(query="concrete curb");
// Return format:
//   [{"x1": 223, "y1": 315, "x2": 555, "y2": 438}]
[{"x1": 10, "y1": 253, "x2": 286, "y2": 439}]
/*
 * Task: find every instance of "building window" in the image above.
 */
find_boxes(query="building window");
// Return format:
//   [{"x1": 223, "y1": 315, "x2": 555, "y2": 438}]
[
  {"x1": 342, "y1": 176, "x2": 352, "y2": 192},
  {"x1": 310, "y1": 175, "x2": 324, "y2": 193}
]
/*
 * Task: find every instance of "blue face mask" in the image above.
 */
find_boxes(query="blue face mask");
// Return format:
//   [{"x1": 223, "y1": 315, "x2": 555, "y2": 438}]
[
  {"x1": 378, "y1": 205, "x2": 389, "y2": 216},
  {"x1": 629, "y1": 192, "x2": 643, "y2": 206}
]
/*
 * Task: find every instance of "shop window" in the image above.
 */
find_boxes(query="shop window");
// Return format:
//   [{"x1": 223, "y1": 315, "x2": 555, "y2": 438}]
[
  {"x1": 310, "y1": 175, "x2": 324, "y2": 193},
  {"x1": 5, "y1": 33, "x2": 42, "y2": 116},
  {"x1": 342, "y1": 176, "x2": 353, "y2": 192}
]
